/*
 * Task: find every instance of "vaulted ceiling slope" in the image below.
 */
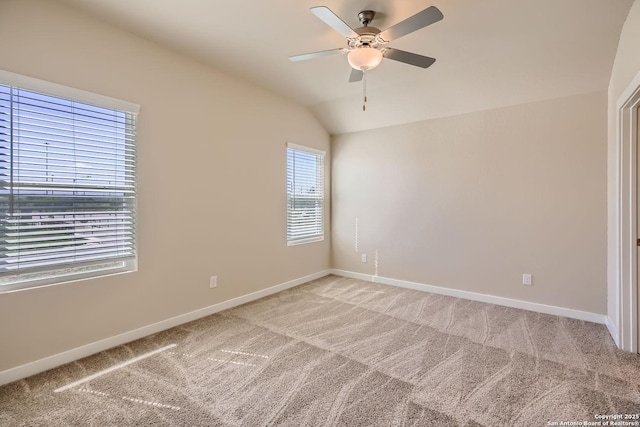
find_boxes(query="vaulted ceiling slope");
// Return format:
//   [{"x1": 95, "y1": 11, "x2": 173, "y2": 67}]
[{"x1": 57, "y1": 0, "x2": 634, "y2": 135}]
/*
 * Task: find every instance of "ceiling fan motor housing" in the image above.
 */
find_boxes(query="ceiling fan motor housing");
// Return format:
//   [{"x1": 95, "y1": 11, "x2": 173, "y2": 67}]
[
  {"x1": 350, "y1": 26, "x2": 383, "y2": 49},
  {"x1": 349, "y1": 10, "x2": 385, "y2": 49}
]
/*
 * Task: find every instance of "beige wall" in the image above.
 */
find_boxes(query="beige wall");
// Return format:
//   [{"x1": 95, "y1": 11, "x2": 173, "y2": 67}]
[
  {"x1": 332, "y1": 91, "x2": 607, "y2": 314},
  {"x1": 0, "y1": 0, "x2": 330, "y2": 371},
  {"x1": 607, "y1": 0, "x2": 640, "y2": 336}
]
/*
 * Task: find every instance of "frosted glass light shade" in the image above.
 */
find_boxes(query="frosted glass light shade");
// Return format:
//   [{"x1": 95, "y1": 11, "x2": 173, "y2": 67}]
[{"x1": 347, "y1": 47, "x2": 383, "y2": 71}]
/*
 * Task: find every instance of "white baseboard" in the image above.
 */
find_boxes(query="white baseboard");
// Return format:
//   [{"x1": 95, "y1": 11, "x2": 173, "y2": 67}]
[
  {"x1": 0, "y1": 270, "x2": 331, "y2": 387},
  {"x1": 331, "y1": 269, "x2": 607, "y2": 324},
  {"x1": 605, "y1": 316, "x2": 620, "y2": 347},
  {"x1": 330, "y1": 270, "x2": 373, "y2": 282}
]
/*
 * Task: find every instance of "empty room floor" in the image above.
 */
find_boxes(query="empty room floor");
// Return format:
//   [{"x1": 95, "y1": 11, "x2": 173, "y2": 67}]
[{"x1": 1, "y1": 275, "x2": 639, "y2": 426}]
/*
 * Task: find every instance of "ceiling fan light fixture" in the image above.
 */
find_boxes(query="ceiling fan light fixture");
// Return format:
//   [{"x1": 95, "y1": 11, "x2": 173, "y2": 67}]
[{"x1": 347, "y1": 47, "x2": 383, "y2": 71}]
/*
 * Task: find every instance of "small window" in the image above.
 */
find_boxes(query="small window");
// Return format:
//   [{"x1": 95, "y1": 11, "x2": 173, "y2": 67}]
[
  {"x1": 286, "y1": 143, "x2": 325, "y2": 245},
  {"x1": 0, "y1": 71, "x2": 139, "y2": 292}
]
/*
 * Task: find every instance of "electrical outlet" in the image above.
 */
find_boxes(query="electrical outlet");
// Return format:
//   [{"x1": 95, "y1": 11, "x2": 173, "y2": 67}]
[
  {"x1": 210, "y1": 275, "x2": 217, "y2": 288},
  {"x1": 361, "y1": 254, "x2": 367, "y2": 263},
  {"x1": 522, "y1": 273, "x2": 532, "y2": 286}
]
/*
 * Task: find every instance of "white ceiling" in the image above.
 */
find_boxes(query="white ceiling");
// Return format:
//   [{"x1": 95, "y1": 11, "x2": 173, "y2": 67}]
[{"x1": 57, "y1": 0, "x2": 634, "y2": 135}]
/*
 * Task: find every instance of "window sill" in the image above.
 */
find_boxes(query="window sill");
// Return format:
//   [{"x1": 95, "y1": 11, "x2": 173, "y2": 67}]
[
  {"x1": 0, "y1": 260, "x2": 137, "y2": 294},
  {"x1": 287, "y1": 236, "x2": 324, "y2": 246}
]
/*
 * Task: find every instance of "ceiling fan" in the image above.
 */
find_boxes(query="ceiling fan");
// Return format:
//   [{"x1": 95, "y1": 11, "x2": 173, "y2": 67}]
[{"x1": 289, "y1": 5, "x2": 444, "y2": 83}]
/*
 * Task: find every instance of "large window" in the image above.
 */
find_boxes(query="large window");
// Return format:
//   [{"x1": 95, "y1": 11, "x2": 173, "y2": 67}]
[
  {"x1": 0, "y1": 71, "x2": 139, "y2": 292},
  {"x1": 286, "y1": 143, "x2": 325, "y2": 245}
]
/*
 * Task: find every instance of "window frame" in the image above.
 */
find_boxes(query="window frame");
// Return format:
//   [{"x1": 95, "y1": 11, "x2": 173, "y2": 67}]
[
  {"x1": 286, "y1": 142, "x2": 325, "y2": 246},
  {"x1": 0, "y1": 70, "x2": 139, "y2": 293}
]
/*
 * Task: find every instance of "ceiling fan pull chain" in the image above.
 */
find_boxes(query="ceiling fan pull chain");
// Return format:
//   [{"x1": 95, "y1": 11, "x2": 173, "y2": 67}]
[{"x1": 363, "y1": 71, "x2": 367, "y2": 111}]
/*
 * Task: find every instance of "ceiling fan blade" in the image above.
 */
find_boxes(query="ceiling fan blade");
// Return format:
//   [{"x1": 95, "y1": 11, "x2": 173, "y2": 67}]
[
  {"x1": 289, "y1": 48, "x2": 346, "y2": 62},
  {"x1": 383, "y1": 49, "x2": 436, "y2": 68},
  {"x1": 310, "y1": 6, "x2": 359, "y2": 38},
  {"x1": 349, "y1": 69, "x2": 363, "y2": 83},
  {"x1": 378, "y1": 6, "x2": 443, "y2": 41}
]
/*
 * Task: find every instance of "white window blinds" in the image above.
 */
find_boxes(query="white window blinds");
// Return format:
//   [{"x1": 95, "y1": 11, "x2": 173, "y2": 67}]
[
  {"x1": 286, "y1": 143, "x2": 325, "y2": 245},
  {"x1": 0, "y1": 75, "x2": 138, "y2": 291}
]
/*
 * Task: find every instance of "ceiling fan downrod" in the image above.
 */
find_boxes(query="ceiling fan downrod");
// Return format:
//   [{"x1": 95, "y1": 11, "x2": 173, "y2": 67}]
[{"x1": 357, "y1": 10, "x2": 375, "y2": 27}]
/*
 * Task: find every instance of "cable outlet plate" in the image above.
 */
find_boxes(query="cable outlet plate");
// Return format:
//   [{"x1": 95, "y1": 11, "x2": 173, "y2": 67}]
[{"x1": 210, "y1": 276, "x2": 217, "y2": 288}]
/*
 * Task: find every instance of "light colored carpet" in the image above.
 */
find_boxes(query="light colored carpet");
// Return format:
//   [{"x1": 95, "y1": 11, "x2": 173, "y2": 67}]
[{"x1": 1, "y1": 275, "x2": 639, "y2": 426}]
